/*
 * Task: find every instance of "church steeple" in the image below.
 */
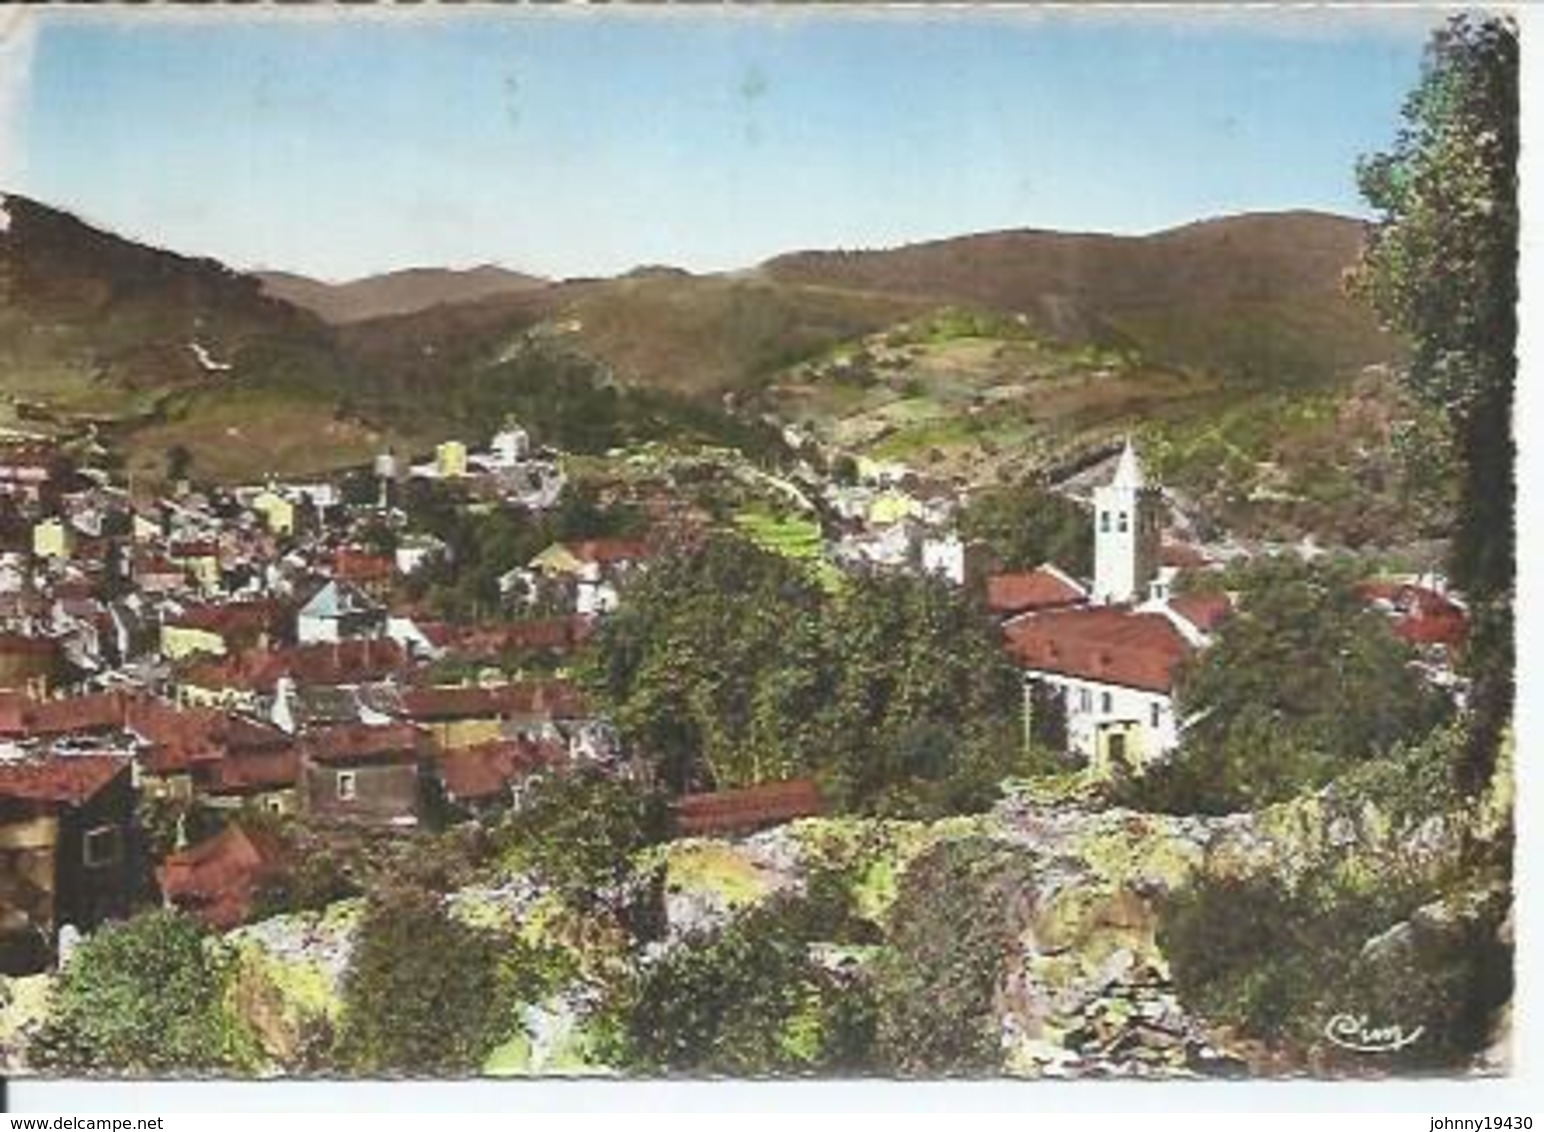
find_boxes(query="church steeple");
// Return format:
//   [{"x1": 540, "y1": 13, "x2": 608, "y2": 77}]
[
  {"x1": 1092, "y1": 438, "x2": 1159, "y2": 604},
  {"x1": 1110, "y1": 438, "x2": 1146, "y2": 490}
]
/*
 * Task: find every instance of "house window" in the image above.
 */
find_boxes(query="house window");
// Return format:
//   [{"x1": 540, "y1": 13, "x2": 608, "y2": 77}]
[
  {"x1": 1150, "y1": 702, "x2": 1162, "y2": 728},
  {"x1": 1101, "y1": 691, "x2": 1113, "y2": 714},
  {"x1": 83, "y1": 826, "x2": 121, "y2": 869},
  {"x1": 337, "y1": 770, "x2": 358, "y2": 802},
  {"x1": 1079, "y1": 688, "x2": 1092, "y2": 713},
  {"x1": 265, "y1": 797, "x2": 284, "y2": 815},
  {"x1": 1118, "y1": 511, "x2": 1129, "y2": 533},
  {"x1": 1100, "y1": 511, "x2": 1110, "y2": 533}
]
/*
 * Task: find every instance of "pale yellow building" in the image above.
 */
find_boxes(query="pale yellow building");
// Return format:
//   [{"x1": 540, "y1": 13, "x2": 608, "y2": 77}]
[
  {"x1": 170, "y1": 548, "x2": 222, "y2": 595},
  {"x1": 31, "y1": 518, "x2": 72, "y2": 560},
  {"x1": 251, "y1": 489, "x2": 297, "y2": 537},
  {"x1": 436, "y1": 440, "x2": 469, "y2": 479},
  {"x1": 160, "y1": 623, "x2": 228, "y2": 662}
]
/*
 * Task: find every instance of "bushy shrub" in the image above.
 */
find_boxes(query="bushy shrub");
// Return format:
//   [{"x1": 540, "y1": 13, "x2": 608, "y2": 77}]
[
  {"x1": 338, "y1": 884, "x2": 520, "y2": 1076},
  {"x1": 1160, "y1": 864, "x2": 1510, "y2": 1072},
  {"x1": 605, "y1": 892, "x2": 876, "y2": 1075},
  {"x1": 31, "y1": 911, "x2": 252, "y2": 1074},
  {"x1": 495, "y1": 769, "x2": 668, "y2": 908},
  {"x1": 1116, "y1": 558, "x2": 1449, "y2": 814}
]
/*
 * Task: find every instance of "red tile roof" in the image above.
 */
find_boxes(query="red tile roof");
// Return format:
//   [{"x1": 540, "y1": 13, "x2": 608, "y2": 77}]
[
  {"x1": 202, "y1": 747, "x2": 300, "y2": 794},
  {"x1": 1160, "y1": 542, "x2": 1211, "y2": 570},
  {"x1": 163, "y1": 600, "x2": 286, "y2": 639},
  {"x1": 673, "y1": 778, "x2": 824, "y2": 837},
  {"x1": 0, "y1": 753, "x2": 129, "y2": 806},
  {"x1": 27, "y1": 692, "x2": 128, "y2": 736},
  {"x1": 0, "y1": 692, "x2": 129, "y2": 738},
  {"x1": 0, "y1": 632, "x2": 62, "y2": 659},
  {"x1": 987, "y1": 567, "x2": 1088, "y2": 616},
  {"x1": 568, "y1": 539, "x2": 650, "y2": 564},
  {"x1": 1168, "y1": 592, "x2": 1234, "y2": 635},
  {"x1": 1003, "y1": 607, "x2": 1194, "y2": 694},
  {"x1": 127, "y1": 699, "x2": 292, "y2": 776},
  {"x1": 302, "y1": 721, "x2": 427, "y2": 766},
  {"x1": 1357, "y1": 581, "x2": 1468, "y2": 650},
  {"x1": 334, "y1": 549, "x2": 395, "y2": 583},
  {"x1": 157, "y1": 823, "x2": 288, "y2": 931},
  {"x1": 437, "y1": 738, "x2": 564, "y2": 803},
  {"x1": 0, "y1": 693, "x2": 27, "y2": 735},
  {"x1": 440, "y1": 618, "x2": 595, "y2": 660},
  {"x1": 169, "y1": 540, "x2": 219, "y2": 558},
  {"x1": 183, "y1": 638, "x2": 408, "y2": 693},
  {"x1": 401, "y1": 680, "x2": 586, "y2": 722}
]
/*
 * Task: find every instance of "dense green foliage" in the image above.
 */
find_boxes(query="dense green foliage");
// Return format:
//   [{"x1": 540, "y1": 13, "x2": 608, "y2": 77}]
[
  {"x1": 581, "y1": 533, "x2": 1026, "y2": 814},
  {"x1": 608, "y1": 893, "x2": 876, "y2": 1075},
  {"x1": 582, "y1": 534, "x2": 829, "y2": 793},
  {"x1": 872, "y1": 838, "x2": 1037, "y2": 1075},
  {"x1": 1123, "y1": 559, "x2": 1448, "y2": 814},
  {"x1": 339, "y1": 885, "x2": 520, "y2": 1075},
  {"x1": 1162, "y1": 864, "x2": 1510, "y2": 1071},
  {"x1": 238, "y1": 816, "x2": 499, "y2": 918},
  {"x1": 496, "y1": 768, "x2": 668, "y2": 907},
  {"x1": 958, "y1": 481, "x2": 1093, "y2": 577},
  {"x1": 445, "y1": 344, "x2": 789, "y2": 462},
  {"x1": 1353, "y1": 14, "x2": 1517, "y2": 792},
  {"x1": 817, "y1": 574, "x2": 1027, "y2": 815},
  {"x1": 400, "y1": 479, "x2": 643, "y2": 622},
  {"x1": 31, "y1": 912, "x2": 250, "y2": 1074}
]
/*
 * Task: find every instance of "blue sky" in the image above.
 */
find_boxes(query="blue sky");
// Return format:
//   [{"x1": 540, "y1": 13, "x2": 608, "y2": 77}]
[{"x1": 4, "y1": 7, "x2": 1446, "y2": 281}]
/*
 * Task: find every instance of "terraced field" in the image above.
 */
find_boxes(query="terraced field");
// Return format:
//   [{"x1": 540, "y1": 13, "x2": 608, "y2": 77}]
[
  {"x1": 732, "y1": 505, "x2": 844, "y2": 592},
  {"x1": 761, "y1": 315, "x2": 1222, "y2": 486}
]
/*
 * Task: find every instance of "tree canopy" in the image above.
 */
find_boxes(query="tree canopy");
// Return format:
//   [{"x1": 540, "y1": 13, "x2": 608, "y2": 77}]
[
  {"x1": 608, "y1": 893, "x2": 876, "y2": 1075},
  {"x1": 30, "y1": 911, "x2": 250, "y2": 1074},
  {"x1": 958, "y1": 481, "x2": 1093, "y2": 578},
  {"x1": 580, "y1": 532, "x2": 1028, "y2": 815},
  {"x1": 338, "y1": 885, "x2": 518, "y2": 1075},
  {"x1": 1353, "y1": 13, "x2": 1517, "y2": 791},
  {"x1": 872, "y1": 837, "x2": 1038, "y2": 1075},
  {"x1": 495, "y1": 768, "x2": 668, "y2": 907},
  {"x1": 1129, "y1": 559, "x2": 1448, "y2": 813}
]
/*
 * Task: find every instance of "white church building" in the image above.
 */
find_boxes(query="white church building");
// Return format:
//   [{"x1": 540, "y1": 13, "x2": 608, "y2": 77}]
[{"x1": 1003, "y1": 441, "x2": 1229, "y2": 776}]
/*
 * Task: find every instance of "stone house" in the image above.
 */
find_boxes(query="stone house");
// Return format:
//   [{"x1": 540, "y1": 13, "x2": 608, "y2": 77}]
[
  {"x1": 0, "y1": 753, "x2": 134, "y2": 974},
  {"x1": 301, "y1": 721, "x2": 428, "y2": 827}
]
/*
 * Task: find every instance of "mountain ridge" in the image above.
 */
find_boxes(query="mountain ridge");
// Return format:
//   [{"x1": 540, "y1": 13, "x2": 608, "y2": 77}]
[
  {"x1": 0, "y1": 192, "x2": 1401, "y2": 488},
  {"x1": 257, "y1": 264, "x2": 550, "y2": 325}
]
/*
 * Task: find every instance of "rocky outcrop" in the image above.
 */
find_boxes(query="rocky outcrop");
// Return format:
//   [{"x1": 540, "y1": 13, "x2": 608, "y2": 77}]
[
  {"x1": 227, "y1": 900, "x2": 361, "y2": 1068},
  {"x1": 0, "y1": 973, "x2": 51, "y2": 1074}
]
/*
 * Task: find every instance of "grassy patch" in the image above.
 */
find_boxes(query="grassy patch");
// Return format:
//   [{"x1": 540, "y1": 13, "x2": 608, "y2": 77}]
[
  {"x1": 482, "y1": 1030, "x2": 533, "y2": 1076},
  {"x1": 732, "y1": 506, "x2": 844, "y2": 594},
  {"x1": 121, "y1": 388, "x2": 398, "y2": 485},
  {"x1": 643, "y1": 840, "x2": 782, "y2": 909},
  {"x1": 733, "y1": 507, "x2": 823, "y2": 560}
]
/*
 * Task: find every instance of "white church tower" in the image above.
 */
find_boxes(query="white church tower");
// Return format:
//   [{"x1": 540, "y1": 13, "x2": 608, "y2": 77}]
[{"x1": 1092, "y1": 439, "x2": 1160, "y2": 605}]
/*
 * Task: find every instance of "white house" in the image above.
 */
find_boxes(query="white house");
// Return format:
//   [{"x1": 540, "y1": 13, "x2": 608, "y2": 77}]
[
  {"x1": 920, "y1": 532, "x2": 966, "y2": 586},
  {"x1": 296, "y1": 579, "x2": 387, "y2": 645},
  {"x1": 488, "y1": 426, "x2": 531, "y2": 468},
  {"x1": 1007, "y1": 605, "x2": 1190, "y2": 774}
]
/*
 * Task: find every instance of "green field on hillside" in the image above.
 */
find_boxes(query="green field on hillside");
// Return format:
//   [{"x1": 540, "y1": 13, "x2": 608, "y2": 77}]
[{"x1": 732, "y1": 505, "x2": 843, "y2": 592}]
